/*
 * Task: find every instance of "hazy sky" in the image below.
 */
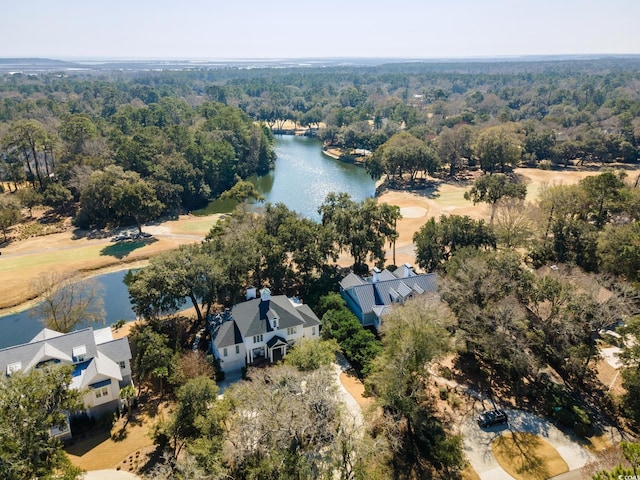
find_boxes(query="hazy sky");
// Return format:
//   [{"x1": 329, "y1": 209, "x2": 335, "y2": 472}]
[{"x1": 3, "y1": 0, "x2": 639, "y2": 59}]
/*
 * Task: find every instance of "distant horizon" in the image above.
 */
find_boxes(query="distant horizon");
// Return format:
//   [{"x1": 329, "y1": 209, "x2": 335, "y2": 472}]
[
  {"x1": 3, "y1": 52, "x2": 640, "y2": 63},
  {"x1": 3, "y1": 0, "x2": 639, "y2": 60}
]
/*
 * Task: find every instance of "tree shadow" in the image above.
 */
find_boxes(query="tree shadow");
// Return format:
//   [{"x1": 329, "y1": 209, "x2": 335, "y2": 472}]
[
  {"x1": 71, "y1": 227, "x2": 112, "y2": 241},
  {"x1": 100, "y1": 238, "x2": 156, "y2": 259},
  {"x1": 493, "y1": 432, "x2": 552, "y2": 480},
  {"x1": 64, "y1": 429, "x2": 111, "y2": 457}
]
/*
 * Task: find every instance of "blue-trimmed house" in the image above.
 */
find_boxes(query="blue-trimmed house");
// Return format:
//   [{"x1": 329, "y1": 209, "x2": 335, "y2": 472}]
[{"x1": 339, "y1": 263, "x2": 438, "y2": 329}]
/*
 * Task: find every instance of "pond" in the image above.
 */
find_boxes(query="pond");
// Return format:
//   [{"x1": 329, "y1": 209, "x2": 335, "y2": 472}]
[
  {"x1": 0, "y1": 270, "x2": 137, "y2": 349},
  {"x1": 196, "y1": 135, "x2": 376, "y2": 221},
  {"x1": 0, "y1": 135, "x2": 376, "y2": 349}
]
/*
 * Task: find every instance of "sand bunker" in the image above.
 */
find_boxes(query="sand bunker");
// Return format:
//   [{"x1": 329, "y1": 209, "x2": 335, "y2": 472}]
[{"x1": 400, "y1": 206, "x2": 428, "y2": 218}]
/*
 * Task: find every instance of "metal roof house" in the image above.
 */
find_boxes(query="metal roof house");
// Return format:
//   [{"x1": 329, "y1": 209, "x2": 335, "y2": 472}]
[
  {"x1": 339, "y1": 263, "x2": 438, "y2": 329},
  {"x1": 209, "y1": 288, "x2": 321, "y2": 374},
  {"x1": 0, "y1": 326, "x2": 133, "y2": 439}
]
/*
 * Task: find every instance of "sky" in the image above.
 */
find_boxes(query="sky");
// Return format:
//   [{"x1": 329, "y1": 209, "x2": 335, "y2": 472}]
[{"x1": 2, "y1": 0, "x2": 640, "y2": 60}]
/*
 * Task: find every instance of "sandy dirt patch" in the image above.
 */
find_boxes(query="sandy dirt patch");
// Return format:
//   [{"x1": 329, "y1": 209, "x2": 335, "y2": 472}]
[
  {"x1": 66, "y1": 398, "x2": 171, "y2": 472},
  {"x1": 491, "y1": 432, "x2": 569, "y2": 480},
  {"x1": 373, "y1": 166, "x2": 640, "y2": 269},
  {"x1": 339, "y1": 372, "x2": 374, "y2": 410}
]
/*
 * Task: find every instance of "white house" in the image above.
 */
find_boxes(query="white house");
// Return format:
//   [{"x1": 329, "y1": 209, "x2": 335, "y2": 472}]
[
  {"x1": 0, "y1": 326, "x2": 133, "y2": 438},
  {"x1": 339, "y1": 263, "x2": 438, "y2": 329},
  {"x1": 210, "y1": 288, "x2": 321, "y2": 374}
]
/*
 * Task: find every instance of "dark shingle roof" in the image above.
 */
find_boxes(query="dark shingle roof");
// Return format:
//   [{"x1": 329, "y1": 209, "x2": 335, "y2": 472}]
[
  {"x1": 216, "y1": 296, "x2": 321, "y2": 343},
  {"x1": 214, "y1": 321, "x2": 244, "y2": 349}
]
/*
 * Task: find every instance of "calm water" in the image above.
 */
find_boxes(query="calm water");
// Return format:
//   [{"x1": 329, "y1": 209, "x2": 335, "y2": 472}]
[
  {"x1": 198, "y1": 135, "x2": 376, "y2": 221},
  {"x1": 0, "y1": 270, "x2": 137, "y2": 349},
  {"x1": 0, "y1": 135, "x2": 376, "y2": 348}
]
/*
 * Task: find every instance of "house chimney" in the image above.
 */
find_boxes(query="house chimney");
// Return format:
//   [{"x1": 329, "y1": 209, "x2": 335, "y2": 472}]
[
  {"x1": 403, "y1": 263, "x2": 413, "y2": 278},
  {"x1": 372, "y1": 267, "x2": 381, "y2": 283},
  {"x1": 259, "y1": 287, "x2": 271, "y2": 320}
]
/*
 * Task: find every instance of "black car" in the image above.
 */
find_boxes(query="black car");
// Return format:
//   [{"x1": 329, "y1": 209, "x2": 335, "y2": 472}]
[{"x1": 477, "y1": 409, "x2": 508, "y2": 427}]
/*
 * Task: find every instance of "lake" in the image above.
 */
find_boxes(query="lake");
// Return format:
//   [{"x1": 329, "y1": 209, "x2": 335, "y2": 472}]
[
  {"x1": 0, "y1": 135, "x2": 376, "y2": 348},
  {"x1": 197, "y1": 135, "x2": 376, "y2": 221}
]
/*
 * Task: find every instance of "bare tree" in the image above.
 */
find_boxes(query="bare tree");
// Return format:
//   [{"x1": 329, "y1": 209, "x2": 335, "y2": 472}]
[
  {"x1": 31, "y1": 272, "x2": 105, "y2": 333},
  {"x1": 223, "y1": 365, "x2": 344, "y2": 478}
]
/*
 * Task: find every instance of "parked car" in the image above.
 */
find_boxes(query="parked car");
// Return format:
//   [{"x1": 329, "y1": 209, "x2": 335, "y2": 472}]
[{"x1": 477, "y1": 409, "x2": 508, "y2": 428}]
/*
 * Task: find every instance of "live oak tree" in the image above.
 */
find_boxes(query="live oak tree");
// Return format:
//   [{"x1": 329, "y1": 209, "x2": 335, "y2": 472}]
[
  {"x1": 441, "y1": 249, "x2": 538, "y2": 391},
  {"x1": 0, "y1": 365, "x2": 83, "y2": 480},
  {"x1": 474, "y1": 125, "x2": 521, "y2": 174},
  {"x1": 223, "y1": 366, "x2": 343, "y2": 479},
  {"x1": 368, "y1": 131, "x2": 440, "y2": 187},
  {"x1": 464, "y1": 173, "x2": 527, "y2": 224},
  {"x1": 125, "y1": 244, "x2": 221, "y2": 323},
  {"x1": 367, "y1": 297, "x2": 465, "y2": 478},
  {"x1": 0, "y1": 196, "x2": 21, "y2": 242},
  {"x1": 413, "y1": 214, "x2": 496, "y2": 271},
  {"x1": 319, "y1": 192, "x2": 401, "y2": 271},
  {"x1": 76, "y1": 166, "x2": 164, "y2": 231},
  {"x1": 132, "y1": 326, "x2": 174, "y2": 394},
  {"x1": 436, "y1": 125, "x2": 474, "y2": 177}
]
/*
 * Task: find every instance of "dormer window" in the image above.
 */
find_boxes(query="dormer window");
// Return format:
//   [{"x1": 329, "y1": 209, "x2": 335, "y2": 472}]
[
  {"x1": 6, "y1": 362, "x2": 21, "y2": 376},
  {"x1": 72, "y1": 345, "x2": 87, "y2": 363}
]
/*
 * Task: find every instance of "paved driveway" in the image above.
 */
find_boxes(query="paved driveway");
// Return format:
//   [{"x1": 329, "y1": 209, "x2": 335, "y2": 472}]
[{"x1": 459, "y1": 406, "x2": 595, "y2": 480}]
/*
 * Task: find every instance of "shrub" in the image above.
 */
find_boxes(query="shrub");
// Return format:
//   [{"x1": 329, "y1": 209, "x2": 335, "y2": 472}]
[
  {"x1": 538, "y1": 159, "x2": 553, "y2": 170},
  {"x1": 439, "y1": 386, "x2": 448, "y2": 400}
]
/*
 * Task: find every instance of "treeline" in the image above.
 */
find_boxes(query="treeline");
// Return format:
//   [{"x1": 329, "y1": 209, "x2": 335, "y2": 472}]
[
  {"x1": 125, "y1": 195, "x2": 400, "y2": 322},
  {"x1": 0, "y1": 87, "x2": 275, "y2": 231},
  {"x1": 2, "y1": 58, "x2": 640, "y2": 235}
]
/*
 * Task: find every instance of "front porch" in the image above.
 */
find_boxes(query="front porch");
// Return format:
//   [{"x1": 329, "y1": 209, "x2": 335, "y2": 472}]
[{"x1": 246, "y1": 336, "x2": 289, "y2": 367}]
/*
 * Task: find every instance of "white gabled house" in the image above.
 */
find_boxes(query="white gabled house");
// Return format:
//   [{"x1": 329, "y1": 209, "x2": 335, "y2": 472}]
[
  {"x1": 209, "y1": 288, "x2": 321, "y2": 374},
  {"x1": 0, "y1": 326, "x2": 133, "y2": 439}
]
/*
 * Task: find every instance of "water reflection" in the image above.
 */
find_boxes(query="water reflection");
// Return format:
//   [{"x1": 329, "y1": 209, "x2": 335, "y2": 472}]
[{"x1": 195, "y1": 135, "x2": 375, "y2": 220}]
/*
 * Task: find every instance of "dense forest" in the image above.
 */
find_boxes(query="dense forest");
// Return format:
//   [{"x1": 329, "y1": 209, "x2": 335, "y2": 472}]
[
  {"x1": 1, "y1": 58, "x2": 640, "y2": 479},
  {"x1": 1, "y1": 57, "x2": 640, "y2": 229}
]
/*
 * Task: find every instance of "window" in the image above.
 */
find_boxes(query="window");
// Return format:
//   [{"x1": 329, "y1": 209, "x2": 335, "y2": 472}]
[
  {"x1": 253, "y1": 334, "x2": 263, "y2": 343},
  {"x1": 6, "y1": 362, "x2": 21, "y2": 376},
  {"x1": 119, "y1": 361, "x2": 126, "y2": 369},
  {"x1": 287, "y1": 327, "x2": 296, "y2": 336},
  {"x1": 235, "y1": 345, "x2": 240, "y2": 354},
  {"x1": 94, "y1": 387, "x2": 109, "y2": 399},
  {"x1": 72, "y1": 345, "x2": 87, "y2": 363},
  {"x1": 312, "y1": 326, "x2": 316, "y2": 336},
  {"x1": 223, "y1": 347, "x2": 228, "y2": 357}
]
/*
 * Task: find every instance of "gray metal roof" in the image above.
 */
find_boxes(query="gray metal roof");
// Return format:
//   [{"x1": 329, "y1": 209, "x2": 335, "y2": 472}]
[
  {"x1": 339, "y1": 272, "x2": 366, "y2": 290},
  {"x1": 342, "y1": 272, "x2": 438, "y2": 315},
  {"x1": 393, "y1": 264, "x2": 416, "y2": 279}
]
